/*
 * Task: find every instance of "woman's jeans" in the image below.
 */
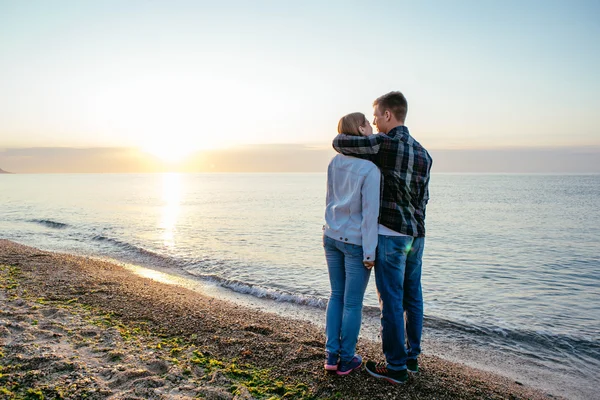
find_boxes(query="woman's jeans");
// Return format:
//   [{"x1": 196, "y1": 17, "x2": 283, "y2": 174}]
[
  {"x1": 323, "y1": 235, "x2": 371, "y2": 363},
  {"x1": 375, "y1": 235, "x2": 425, "y2": 371}
]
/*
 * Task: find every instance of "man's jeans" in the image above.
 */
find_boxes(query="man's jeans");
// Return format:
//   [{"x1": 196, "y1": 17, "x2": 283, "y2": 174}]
[
  {"x1": 323, "y1": 235, "x2": 371, "y2": 363},
  {"x1": 375, "y1": 235, "x2": 425, "y2": 371}
]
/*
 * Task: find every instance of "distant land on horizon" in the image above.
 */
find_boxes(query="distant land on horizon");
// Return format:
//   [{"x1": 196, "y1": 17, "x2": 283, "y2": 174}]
[
  {"x1": 0, "y1": 168, "x2": 12, "y2": 174},
  {"x1": 1, "y1": 145, "x2": 599, "y2": 174}
]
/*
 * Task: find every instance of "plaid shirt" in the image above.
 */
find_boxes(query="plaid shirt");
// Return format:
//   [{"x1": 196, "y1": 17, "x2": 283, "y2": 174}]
[{"x1": 332, "y1": 126, "x2": 433, "y2": 237}]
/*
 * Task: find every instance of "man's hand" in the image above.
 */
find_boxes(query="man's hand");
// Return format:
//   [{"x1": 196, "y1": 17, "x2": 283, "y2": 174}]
[{"x1": 363, "y1": 261, "x2": 375, "y2": 269}]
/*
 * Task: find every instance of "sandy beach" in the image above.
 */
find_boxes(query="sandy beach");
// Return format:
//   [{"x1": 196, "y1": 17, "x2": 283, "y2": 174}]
[{"x1": 0, "y1": 239, "x2": 558, "y2": 399}]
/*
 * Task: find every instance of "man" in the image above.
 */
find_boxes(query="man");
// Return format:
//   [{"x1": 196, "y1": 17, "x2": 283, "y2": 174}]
[{"x1": 332, "y1": 91, "x2": 432, "y2": 384}]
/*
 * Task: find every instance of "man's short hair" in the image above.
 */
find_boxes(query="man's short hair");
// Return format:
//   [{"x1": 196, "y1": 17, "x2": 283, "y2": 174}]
[{"x1": 373, "y1": 91, "x2": 408, "y2": 122}]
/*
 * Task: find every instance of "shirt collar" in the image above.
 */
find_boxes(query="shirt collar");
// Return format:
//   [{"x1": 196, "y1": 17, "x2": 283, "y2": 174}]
[{"x1": 386, "y1": 125, "x2": 410, "y2": 138}]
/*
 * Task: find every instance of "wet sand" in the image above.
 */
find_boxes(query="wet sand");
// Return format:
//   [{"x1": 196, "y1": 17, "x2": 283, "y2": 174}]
[{"x1": 0, "y1": 240, "x2": 557, "y2": 399}]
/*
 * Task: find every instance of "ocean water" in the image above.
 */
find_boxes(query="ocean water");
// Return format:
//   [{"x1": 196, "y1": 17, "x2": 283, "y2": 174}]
[{"x1": 1, "y1": 173, "x2": 598, "y2": 399}]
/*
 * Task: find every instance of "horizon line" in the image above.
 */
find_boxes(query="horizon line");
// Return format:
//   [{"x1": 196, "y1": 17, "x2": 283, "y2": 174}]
[{"x1": 2, "y1": 143, "x2": 600, "y2": 151}]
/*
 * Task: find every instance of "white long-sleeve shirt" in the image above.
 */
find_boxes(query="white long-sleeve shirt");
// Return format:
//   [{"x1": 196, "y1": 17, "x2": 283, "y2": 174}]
[{"x1": 324, "y1": 154, "x2": 381, "y2": 262}]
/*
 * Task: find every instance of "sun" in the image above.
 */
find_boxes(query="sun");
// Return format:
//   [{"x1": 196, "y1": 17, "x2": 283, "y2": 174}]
[
  {"x1": 140, "y1": 132, "x2": 228, "y2": 163},
  {"x1": 142, "y1": 142, "x2": 195, "y2": 163}
]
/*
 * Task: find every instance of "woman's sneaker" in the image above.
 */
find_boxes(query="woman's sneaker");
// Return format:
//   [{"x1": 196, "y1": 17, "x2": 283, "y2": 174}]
[
  {"x1": 336, "y1": 354, "x2": 363, "y2": 375},
  {"x1": 406, "y1": 358, "x2": 418, "y2": 373},
  {"x1": 324, "y1": 352, "x2": 338, "y2": 372},
  {"x1": 364, "y1": 360, "x2": 408, "y2": 384}
]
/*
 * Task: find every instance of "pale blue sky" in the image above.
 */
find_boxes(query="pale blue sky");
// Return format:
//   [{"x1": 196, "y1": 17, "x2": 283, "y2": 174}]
[{"x1": 1, "y1": 0, "x2": 599, "y2": 161}]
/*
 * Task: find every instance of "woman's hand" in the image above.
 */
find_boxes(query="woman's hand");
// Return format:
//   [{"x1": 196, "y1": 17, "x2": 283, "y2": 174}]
[{"x1": 363, "y1": 261, "x2": 375, "y2": 269}]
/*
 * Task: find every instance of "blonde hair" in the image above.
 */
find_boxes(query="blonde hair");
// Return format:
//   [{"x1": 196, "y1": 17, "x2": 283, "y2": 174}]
[{"x1": 337, "y1": 112, "x2": 368, "y2": 136}]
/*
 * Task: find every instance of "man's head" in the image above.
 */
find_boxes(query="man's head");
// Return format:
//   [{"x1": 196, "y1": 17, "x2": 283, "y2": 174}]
[{"x1": 372, "y1": 91, "x2": 408, "y2": 133}]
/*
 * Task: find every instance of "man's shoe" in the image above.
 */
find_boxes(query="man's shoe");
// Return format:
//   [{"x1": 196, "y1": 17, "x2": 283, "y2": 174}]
[
  {"x1": 406, "y1": 358, "x2": 418, "y2": 373},
  {"x1": 365, "y1": 360, "x2": 408, "y2": 384},
  {"x1": 324, "y1": 352, "x2": 338, "y2": 372},
  {"x1": 336, "y1": 354, "x2": 362, "y2": 375}
]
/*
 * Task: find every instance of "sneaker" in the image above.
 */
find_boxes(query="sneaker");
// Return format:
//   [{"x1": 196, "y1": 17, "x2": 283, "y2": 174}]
[
  {"x1": 406, "y1": 358, "x2": 418, "y2": 373},
  {"x1": 336, "y1": 354, "x2": 362, "y2": 375},
  {"x1": 364, "y1": 360, "x2": 408, "y2": 384},
  {"x1": 324, "y1": 352, "x2": 338, "y2": 372}
]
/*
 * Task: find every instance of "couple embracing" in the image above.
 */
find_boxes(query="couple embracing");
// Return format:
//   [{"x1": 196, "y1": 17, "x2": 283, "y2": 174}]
[{"x1": 323, "y1": 91, "x2": 433, "y2": 384}]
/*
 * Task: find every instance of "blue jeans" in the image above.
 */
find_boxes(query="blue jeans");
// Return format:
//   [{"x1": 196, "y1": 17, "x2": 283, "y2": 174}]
[
  {"x1": 375, "y1": 235, "x2": 425, "y2": 371},
  {"x1": 323, "y1": 235, "x2": 372, "y2": 363}
]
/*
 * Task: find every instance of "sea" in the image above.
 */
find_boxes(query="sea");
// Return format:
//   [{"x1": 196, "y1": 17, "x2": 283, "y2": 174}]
[{"x1": 1, "y1": 173, "x2": 598, "y2": 399}]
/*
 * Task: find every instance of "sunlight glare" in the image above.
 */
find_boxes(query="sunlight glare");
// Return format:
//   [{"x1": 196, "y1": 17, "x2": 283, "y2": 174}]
[{"x1": 160, "y1": 173, "x2": 182, "y2": 247}]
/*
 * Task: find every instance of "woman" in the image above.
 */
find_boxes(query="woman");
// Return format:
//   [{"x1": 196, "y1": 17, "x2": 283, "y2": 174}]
[{"x1": 323, "y1": 112, "x2": 380, "y2": 375}]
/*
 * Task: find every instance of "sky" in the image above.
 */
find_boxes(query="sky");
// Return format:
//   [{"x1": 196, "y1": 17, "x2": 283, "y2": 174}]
[{"x1": 1, "y1": 0, "x2": 599, "y2": 172}]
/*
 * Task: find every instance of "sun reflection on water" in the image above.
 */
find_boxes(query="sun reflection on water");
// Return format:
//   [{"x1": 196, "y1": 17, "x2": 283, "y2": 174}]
[{"x1": 160, "y1": 173, "x2": 182, "y2": 247}]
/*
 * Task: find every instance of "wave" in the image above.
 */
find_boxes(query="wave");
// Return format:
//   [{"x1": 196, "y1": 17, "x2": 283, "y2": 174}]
[
  {"x1": 90, "y1": 235, "x2": 329, "y2": 308},
  {"x1": 183, "y1": 270, "x2": 327, "y2": 308},
  {"x1": 421, "y1": 315, "x2": 600, "y2": 370},
  {"x1": 91, "y1": 235, "x2": 327, "y2": 309},
  {"x1": 30, "y1": 219, "x2": 69, "y2": 229},
  {"x1": 91, "y1": 235, "x2": 179, "y2": 267}
]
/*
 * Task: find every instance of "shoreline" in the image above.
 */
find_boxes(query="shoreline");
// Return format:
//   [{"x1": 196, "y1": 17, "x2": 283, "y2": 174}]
[{"x1": 0, "y1": 240, "x2": 557, "y2": 399}]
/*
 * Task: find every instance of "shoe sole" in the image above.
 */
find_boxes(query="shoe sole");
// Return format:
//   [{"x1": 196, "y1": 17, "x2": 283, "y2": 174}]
[
  {"x1": 365, "y1": 367, "x2": 407, "y2": 384},
  {"x1": 336, "y1": 364, "x2": 361, "y2": 375},
  {"x1": 324, "y1": 365, "x2": 337, "y2": 372},
  {"x1": 407, "y1": 368, "x2": 418, "y2": 374}
]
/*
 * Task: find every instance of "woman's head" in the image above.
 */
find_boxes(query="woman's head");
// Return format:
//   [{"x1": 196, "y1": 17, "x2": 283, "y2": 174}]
[{"x1": 337, "y1": 112, "x2": 373, "y2": 136}]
